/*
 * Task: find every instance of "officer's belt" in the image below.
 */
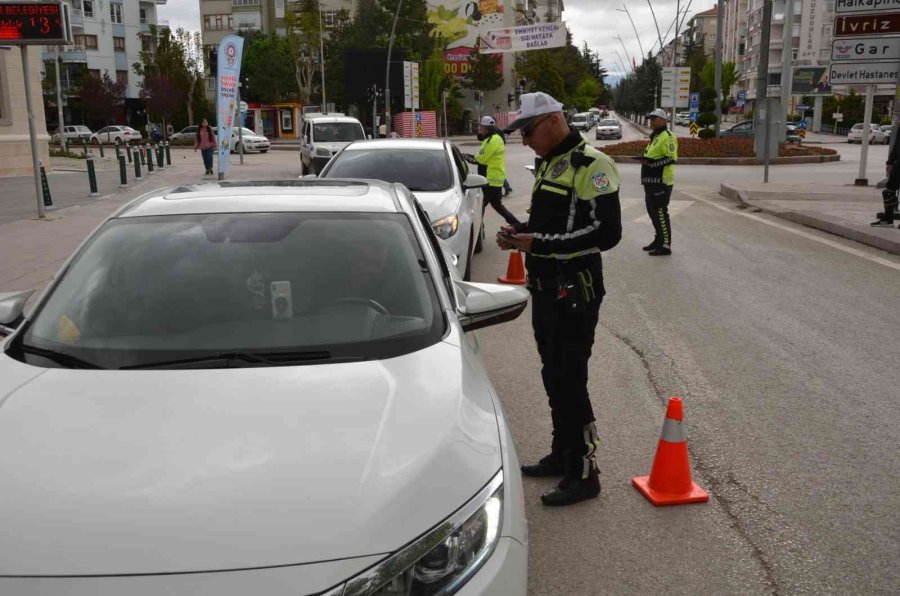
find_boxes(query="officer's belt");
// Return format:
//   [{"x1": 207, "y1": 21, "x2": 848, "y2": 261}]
[{"x1": 527, "y1": 255, "x2": 599, "y2": 291}]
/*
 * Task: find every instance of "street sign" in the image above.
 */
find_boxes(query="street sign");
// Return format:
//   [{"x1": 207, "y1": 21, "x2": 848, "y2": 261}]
[
  {"x1": 689, "y1": 92, "x2": 700, "y2": 112},
  {"x1": 403, "y1": 61, "x2": 419, "y2": 110},
  {"x1": 736, "y1": 90, "x2": 747, "y2": 109},
  {"x1": 0, "y1": 2, "x2": 68, "y2": 44},
  {"x1": 661, "y1": 67, "x2": 691, "y2": 108},
  {"x1": 833, "y1": 12, "x2": 900, "y2": 37},
  {"x1": 689, "y1": 122, "x2": 698, "y2": 137},
  {"x1": 797, "y1": 119, "x2": 807, "y2": 129},
  {"x1": 239, "y1": 100, "x2": 248, "y2": 112},
  {"x1": 832, "y1": 36, "x2": 900, "y2": 62},
  {"x1": 829, "y1": 61, "x2": 900, "y2": 84},
  {"x1": 834, "y1": 112, "x2": 844, "y2": 121},
  {"x1": 835, "y1": 0, "x2": 900, "y2": 14},
  {"x1": 799, "y1": 129, "x2": 807, "y2": 139},
  {"x1": 689, "y1": 111, "x2": 699, "y2": 122}
]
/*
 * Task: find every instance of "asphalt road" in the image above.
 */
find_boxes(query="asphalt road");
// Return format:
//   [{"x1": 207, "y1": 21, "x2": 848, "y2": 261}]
[{"x1": 472, "y1": 119, "x2": 900, "y2": 594}]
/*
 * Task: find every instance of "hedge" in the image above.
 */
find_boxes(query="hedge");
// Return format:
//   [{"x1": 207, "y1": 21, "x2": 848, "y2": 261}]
[{"x1": 600, "y1": 137, "x2": 838, "y2": 158}]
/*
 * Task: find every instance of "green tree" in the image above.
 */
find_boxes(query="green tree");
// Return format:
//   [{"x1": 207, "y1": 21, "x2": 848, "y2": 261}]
[
  {"x1": 699, "y1": 61, "x2": 740, "y2": 104},
  {"x1": 419, "y1": 39, "x2": 451, "y2": 111},
  {"x1": 571, "y1": 77, "x2": 602, "y2": 111},
  {"x1": 79, "y1": 71, "x2": 126, "y2": 129},
  {"x1": 463, "y1": 44, "x2": 503, "y2": 92},
  {"x1": 242, "y1": 33, "x2": 298, "y2": 103}
]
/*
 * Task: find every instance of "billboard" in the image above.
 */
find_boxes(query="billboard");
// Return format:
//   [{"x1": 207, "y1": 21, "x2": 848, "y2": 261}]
[
  {"x1": 216, "y1": 35, "x2": 244, "y2": 176},
  {"x1": 792, "y1": 67, "x2": 832, "y2": 95},
  {"x1": 427, "y1": 0, "x2": 506, "y2": 81},
  {"x1": 479, "y1": 22, "x2": 566, "y2": 53}
]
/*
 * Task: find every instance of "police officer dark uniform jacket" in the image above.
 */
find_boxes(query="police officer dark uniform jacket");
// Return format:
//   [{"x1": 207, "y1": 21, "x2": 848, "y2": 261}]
[
  {"x1": 874, "y1": 130, "x2": 900, "y2": 227},
  {"x1": 503, "y1": 92, "x2": 621, "y2": 506}
]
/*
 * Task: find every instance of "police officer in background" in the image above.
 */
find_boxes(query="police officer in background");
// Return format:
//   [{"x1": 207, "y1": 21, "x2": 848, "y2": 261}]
[
  {"x1": 499, "y1": 92, "x2": 622, "y2": 506},
  {"x1": 641, "y1": 108, "x2": 678, "y2": 256},
  {"x1": 466, "y1": 116, "x2": 523, "y2": 228},
  {"x1": 873, "y1": 132, "x2": 900, "y2": 227}
]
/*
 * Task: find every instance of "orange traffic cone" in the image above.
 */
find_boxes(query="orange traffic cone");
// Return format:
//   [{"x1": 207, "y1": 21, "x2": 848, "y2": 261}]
[
  {"x1": 632, "y1": 396, "x2": 709, "y2": 506},
  {"x1": 498, "y1": 250, "x2": 527, "y2": 285}
]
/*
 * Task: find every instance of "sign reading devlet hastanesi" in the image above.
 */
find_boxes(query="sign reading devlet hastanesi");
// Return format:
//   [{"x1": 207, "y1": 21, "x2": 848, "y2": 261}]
[
  {"x1": 479, "y1": 22, "x2": 567, "y2": 54},
  {"x1": 216, "y1": 35, "x2": 244, "y2": 176}
]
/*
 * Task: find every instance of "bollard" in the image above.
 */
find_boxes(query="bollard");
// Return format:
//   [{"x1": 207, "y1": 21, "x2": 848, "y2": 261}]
[
  {"x1": 82, "y1": 139, "x2": 88, "y2": 156},
  {"x1": 39, "y1": 160, "x2": 53, "y2": 207},
  {"x1": 156, "y1": 144, "x2": 164, "y2": 169},
  {"x1": 133, "y1": 148, "x2": 142, "y2": 179},
  {"x1": 165, "y1": 141, "x2": 171, "y2": 166},
  {"x1": 125, "y1": 141, "x2": 132, "y2": 163},
  {"x1": 139, "y1": 144, "x2": 146, "y2": 166},
  {"x1": 114, "y1": 143, "x2": 121, "y2": 160},
  {"x1": 118, "y1": 155, "x2": 128, "y2": 187},
  {"x1": 86, "y1": 156, "x2": 99, "y2": 196},
  {"x1": 146, "y1": 145, "x2": 154, "y2": 173},
  {"x1": 97, "y1": 141, "x2": 104, "y2": 159}
]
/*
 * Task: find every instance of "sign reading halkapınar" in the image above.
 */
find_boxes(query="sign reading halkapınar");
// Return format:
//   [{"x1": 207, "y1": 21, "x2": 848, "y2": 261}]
[
  {"x1": 479, "y1": 22, "x2": 566, "y2": 54},
  {"x1": 836, "y1": 0, "x2": 900, "y2": 13},
  {"x1": 829, "y1": 61, "x2": 900, "y2": 84}
]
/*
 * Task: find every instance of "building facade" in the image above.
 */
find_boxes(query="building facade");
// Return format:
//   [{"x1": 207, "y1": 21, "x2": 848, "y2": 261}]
[
  {"x1": 684, "y1": 5, "x2": 719, "y2": 58},
  {"x1": 0, "y1": 48, "x2": 50, "y2": 177},
  {"x1": 42, "y1": 0, "x2": 169, "y2": 129}
]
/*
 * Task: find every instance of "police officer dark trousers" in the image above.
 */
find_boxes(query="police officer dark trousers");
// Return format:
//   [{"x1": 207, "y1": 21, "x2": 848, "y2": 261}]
[
  {"x1": 641, "y1": 109, "x2": 678, "y2": 255},
  {"x1": 873, "y1": 133, "x2": 900, "y2": 227},
  {"x1": 500, "y1": 92, "x2": 622, "y2": 506}
]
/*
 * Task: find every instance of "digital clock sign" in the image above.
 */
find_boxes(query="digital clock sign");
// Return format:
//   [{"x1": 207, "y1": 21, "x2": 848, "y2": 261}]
[{"x1": 0, "y1": 2, "x2": 67, "y2": 44}]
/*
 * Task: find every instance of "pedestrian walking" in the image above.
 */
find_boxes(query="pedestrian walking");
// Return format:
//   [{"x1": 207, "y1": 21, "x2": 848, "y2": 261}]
[
  {"x1": 465, "y1": 116, "x2": 523, "y2": 228},
  {"x1": 166, "y1": 122, "x2": 174, "y2": 139},
  {"x1": 194, "y1": 118, "x2": 217, "y2": 176},
  {"x1": 640, "y1": 108, "x2": 678, "y2": 256},
  {"x1": 873, "y1": 133, "x2": 900, "y2": 227},
  {"x1": 498, "y1": 92, "x2": 622, "y2": 506}
]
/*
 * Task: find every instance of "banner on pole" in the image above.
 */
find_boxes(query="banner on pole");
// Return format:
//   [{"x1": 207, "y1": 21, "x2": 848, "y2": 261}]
[
  {"x1": 216, "y1": 34, "x2": 244, "y2": 176},
  {"x1": 478, "y1": 22, "x2": 567, "y2": 54}
]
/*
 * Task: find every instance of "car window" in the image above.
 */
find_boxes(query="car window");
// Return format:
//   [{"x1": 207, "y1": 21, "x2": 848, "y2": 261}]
[
  {"x1": 312, "y1": 122, "x2": 365, "y2": 142},
  {"x1": 853, "y1": 124, "x2": 863, "y2": 130},
  {"x1": 322, "y1": 148, "x2": 453, "y2": 192},
  {"x1": 599, "y1": 120, "x2": 619, "y2": 126},
  {"x1": 450, "y1": 145, "x2": 469, "y2": 186},
  {"x1": 16, "y1": 212, "x2": 445, "y2": 369}
]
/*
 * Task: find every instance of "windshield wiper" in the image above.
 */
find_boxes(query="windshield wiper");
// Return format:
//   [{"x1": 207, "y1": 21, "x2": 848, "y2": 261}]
[
  {"x1": 19, "y1": 344, "x2": 101, "y2": 369},
  {"x1": 120, "y1": 349, "x2": 357, "y2": 370}
]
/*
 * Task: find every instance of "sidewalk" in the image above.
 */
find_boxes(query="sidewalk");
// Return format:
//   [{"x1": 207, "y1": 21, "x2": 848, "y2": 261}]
[{"x1": 719, "y1": 181, "x2": 900, "y2": 255}]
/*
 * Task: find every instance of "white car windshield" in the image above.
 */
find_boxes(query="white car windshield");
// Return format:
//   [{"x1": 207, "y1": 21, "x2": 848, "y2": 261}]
[
  {"x1": 313, "y1": 122, "x2": 365, "y2": 142},
  {"x1": 599, "y1": 120, "x2": 619, "y2": 127},
  {"x1": 322, "y1": 148, "x2": 453, "y2": 192},
  {"x1": 16, "y1": 213, "x2": 444, "y2": 369}
]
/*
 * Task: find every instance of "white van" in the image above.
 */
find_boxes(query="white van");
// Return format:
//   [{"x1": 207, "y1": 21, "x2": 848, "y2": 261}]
[
  {"x1": 571, "y1": 112, "x2": 593, "y2": 131},
  {"x1": 299, "y1": 114, "x2": 366, "y2": 175}
]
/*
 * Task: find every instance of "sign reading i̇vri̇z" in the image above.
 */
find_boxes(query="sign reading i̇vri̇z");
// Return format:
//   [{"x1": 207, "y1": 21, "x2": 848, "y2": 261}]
[{"x1": 0, "y1": 2, "x2": 68, "y2": 44}]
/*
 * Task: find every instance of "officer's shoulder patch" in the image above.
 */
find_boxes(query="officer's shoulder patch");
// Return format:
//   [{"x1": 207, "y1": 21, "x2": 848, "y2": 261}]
[
  {"x1": 551, "y1": 159, "x2": 568, "y2": 178},
  {"x1": 669, "y1": 141, "x2": 676, "y2": 152},
  {"x1": 591, "y1": 172, "x2": 610, "y2": 193}
]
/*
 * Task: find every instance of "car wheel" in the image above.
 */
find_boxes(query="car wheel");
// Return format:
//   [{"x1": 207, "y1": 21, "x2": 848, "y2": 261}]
[
  {"x1": 260, "y1": 149, "x2": 268, "y2": 153},
  {"x1": 233, "y1": 142, "x2": 242, "y2": 154},
  {"x1": 474, "y1": 223, "x2": 484, "y2": 254}
]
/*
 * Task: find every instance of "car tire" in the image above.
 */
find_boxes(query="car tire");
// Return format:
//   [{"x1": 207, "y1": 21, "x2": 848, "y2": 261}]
[
  {"x1": 260, "y1": 149, "x2": 268, "y2": 153},
  {"x1": 474, "y1": 223, "x2": 484, "y2": 254},
  {"x1": 233, "y1": 142, "x2": 242, "y2": 154}
]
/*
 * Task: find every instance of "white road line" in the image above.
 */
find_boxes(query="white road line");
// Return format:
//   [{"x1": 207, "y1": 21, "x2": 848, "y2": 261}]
[{"x1": 684, "y1": 191, "x2": 900, "y2": 272}]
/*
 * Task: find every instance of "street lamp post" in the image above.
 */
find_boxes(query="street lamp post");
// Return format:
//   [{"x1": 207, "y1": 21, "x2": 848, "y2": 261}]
[
  {"x1": 54, "y1": 48, "x2": 66, "y2": 152},
  {"x1": 318, "y1": 0, "x2": 326, "y2": 111},
  {"x1": 385, "y1": 0, "x2": 404, "y2": 136}
]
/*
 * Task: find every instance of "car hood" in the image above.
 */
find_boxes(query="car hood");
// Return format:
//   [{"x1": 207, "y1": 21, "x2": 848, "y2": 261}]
[
  {"x1": 0, "y1": 340, "x2": 501, "y2": 576},
  {"x1": 233, "y1": 134, "x2": 268, "y2": 142},
  {"x1": 411, "y1": 188, "x2": 461, "y2": 222},
  {"x1": 315, "y1": 141, "x2": 356, "y2": 153}
]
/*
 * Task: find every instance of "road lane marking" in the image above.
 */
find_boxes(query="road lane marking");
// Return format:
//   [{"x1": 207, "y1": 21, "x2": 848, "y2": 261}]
[{"x1": 684, "y1": 191, "x2": 900, "y2": 272}]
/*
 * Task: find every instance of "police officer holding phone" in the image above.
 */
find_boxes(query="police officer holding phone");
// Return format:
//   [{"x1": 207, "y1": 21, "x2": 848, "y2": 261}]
[{"x1": 499, "y1": 92, "x2": 622, "y2": 507}]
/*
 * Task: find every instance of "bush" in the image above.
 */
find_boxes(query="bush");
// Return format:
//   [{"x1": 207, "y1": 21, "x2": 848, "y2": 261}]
[
  {"x1": 600, "y1": 137, "x2": 837, "y2": 158},
  {"x1": 697, "y1": 112, "x2": 718, "y2": 127},
  {"x1": 698, "y1": 128, "x2": 717, "y2": 139}
]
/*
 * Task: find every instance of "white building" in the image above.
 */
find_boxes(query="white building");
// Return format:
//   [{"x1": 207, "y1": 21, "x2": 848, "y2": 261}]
[
  {"x1": 0, "y1": 48, "x2": 50, "y2": 177},
  {"x1": 43, "y1": 0, "x2": 169, "y2": 128}
]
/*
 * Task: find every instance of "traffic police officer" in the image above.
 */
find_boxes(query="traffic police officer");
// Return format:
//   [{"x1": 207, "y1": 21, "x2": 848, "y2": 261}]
[
  {"x1": 873, "y1": 131, "x2": 900, "y2": 227},
  {"x1": 499, "y1": 92, "x2": 622, "y2": 506},
  {"x1": 467, "y1": 116, "x2": 523, "y2": 227},
  {"x1": 641, "y1": 108, "x2": 678, "y2": 255}
]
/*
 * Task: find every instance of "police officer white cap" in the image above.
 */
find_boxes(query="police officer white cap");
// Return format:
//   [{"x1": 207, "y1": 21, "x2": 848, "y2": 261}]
[
  {"x1": 646, "y1": 108, "x2": 669, "y2": 120},
  {"x1": 480, "y1": 116, "x2": 497, "y2": 127},
  {"x1": 504, "y1": 92, "x2": 565, "y2": 132}
]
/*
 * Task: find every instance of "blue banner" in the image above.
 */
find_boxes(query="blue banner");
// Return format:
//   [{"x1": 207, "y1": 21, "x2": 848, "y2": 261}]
[{"x1": 216, "y1": 35, "x2": 244, "y2": 176}]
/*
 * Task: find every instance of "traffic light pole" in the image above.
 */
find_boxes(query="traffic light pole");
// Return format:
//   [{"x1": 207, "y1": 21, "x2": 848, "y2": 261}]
[{"x1": 384, "y1": 0, "x2": 404, "y2": 137}]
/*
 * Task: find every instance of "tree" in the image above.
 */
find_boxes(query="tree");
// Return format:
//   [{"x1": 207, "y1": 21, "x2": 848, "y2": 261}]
[
  {"x1": 700, "y1": 61, "x2": 740, "y2": 104},
  {"x1": 284, "y1": 0, "x2": 327, "y2": 105},
  {"x1": 571, "y1": 77, "x2": 602, "y2": 111},
  {"x1": 242, "y1": 33, "x2": 299, "y2": 103},
  {"x1": 79, "y1": 70, "x2": 125, "y2": 128},
  {"x1": 141, "y1": 74, "x2": 181, "y2": 133},
  {"x1": 419, "y1": 39, "x2": 450, "y2": 111},
  {"x1": 134, "y1": 26, "x2": 205, "y2": 126},
  {"x1": 463, "y1": 44, "x2": 503, "y2": 92}
]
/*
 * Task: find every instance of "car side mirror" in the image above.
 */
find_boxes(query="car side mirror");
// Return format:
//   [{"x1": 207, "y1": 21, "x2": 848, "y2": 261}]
[
  {"x1": 453, "y1": 280, "x2": 529, "y2": 332},
  {"x1": 463, "y1": 174, "x2": 488, "y2": 190},
  {"x1": 0, "y1": 290, "x2": 35, "y2": 335}
]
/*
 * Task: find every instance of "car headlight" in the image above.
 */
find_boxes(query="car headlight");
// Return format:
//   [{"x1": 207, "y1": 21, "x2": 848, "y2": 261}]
[
  {"x1": 315, "y1": 147, "x2": 332, "y2": 157},
  {"x1": 337, "y1": 471, "x2": 503, "y2": 596},
  {"x1": 432, "y1": 215, "x2": 459, "y2": 239}
]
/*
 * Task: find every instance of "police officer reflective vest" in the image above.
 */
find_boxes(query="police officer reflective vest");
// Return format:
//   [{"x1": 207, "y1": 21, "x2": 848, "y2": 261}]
[
  {"x1": 641, "y1": 128, "x2": 678, "y2": 186},
  {"x1": 527, "y1": 131, "x2": 622, "y2": 273},
  {"x1": 474, "y1": 132, "x2": 507, "y2": 188}
]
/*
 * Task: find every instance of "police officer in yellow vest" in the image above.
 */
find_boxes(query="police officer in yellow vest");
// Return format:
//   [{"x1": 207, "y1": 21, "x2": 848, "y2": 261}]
[
  {"x1": 499, "y1": 92, "x2": 622, "y2": 506},
  {"x1": 466, "y1": 116, "x2": 523, "y2": 228},
  {"x1": 641, "y1": 108, "x2": 678, "y2": 256}
]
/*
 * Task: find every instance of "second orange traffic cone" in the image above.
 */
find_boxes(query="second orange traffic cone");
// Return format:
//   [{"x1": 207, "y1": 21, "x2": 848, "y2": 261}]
[
  {"x1": 632, "y1": 397, "x2": 709, "y2": 506},
  {"x1": 498, "y1": 250, "x2": 527, "y2": 285}
]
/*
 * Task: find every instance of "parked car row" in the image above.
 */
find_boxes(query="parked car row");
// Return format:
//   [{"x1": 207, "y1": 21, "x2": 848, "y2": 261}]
[
  {"x1": 847, "y1": 123, "x2": 891, "y2": 144},
  {"x1": 719, "y1": 120, "x2": 801, "y2": 142}
]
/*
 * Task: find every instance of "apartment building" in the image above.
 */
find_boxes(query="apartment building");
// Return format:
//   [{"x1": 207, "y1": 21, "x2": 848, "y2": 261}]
[{"x1": 684, "y1": 5, "x2": 719, "y2": 58}]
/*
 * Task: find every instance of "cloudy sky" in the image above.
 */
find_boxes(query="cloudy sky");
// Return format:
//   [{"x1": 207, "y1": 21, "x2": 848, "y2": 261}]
[{"x1": 159, "y1": 0, "x2": 717, "y2": 86}]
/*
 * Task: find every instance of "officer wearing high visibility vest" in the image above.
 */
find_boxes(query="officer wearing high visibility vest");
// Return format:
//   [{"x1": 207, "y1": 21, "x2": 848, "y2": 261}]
[
  {"x1": 499, "y1": 92, "x2": 622, "y2": 507},
  {"x1": 641, "y1": 108, "x2": 678, "y2": 255},
  {"x1": 466, "y1": 116, "x2": 523, "y2": 228}
]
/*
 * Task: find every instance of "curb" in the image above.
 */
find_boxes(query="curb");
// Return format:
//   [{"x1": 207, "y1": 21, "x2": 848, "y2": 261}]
[
  {"x1": 611, "y1": 154, "x2": 841, "y2": 165},
  {"x1": 719, "y1": 183, "x2": 900, "y2": 256}
]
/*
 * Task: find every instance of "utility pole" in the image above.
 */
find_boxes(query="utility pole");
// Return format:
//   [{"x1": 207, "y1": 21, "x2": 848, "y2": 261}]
[
  {"x1": 670, "y1": 0, "x2": 682, "y2": 126},
  {"x1": 384, "y1": 0, "x2": 404, "y2": 137},
  {"x1": 54, "y1": 47, "x2": 66, "y2": 152},
  {"x1": 318, "y1": 0, "x2": 326, "y2": 111},
  {"x1": 617, "y1": 6, "x2": 645, "y2": 61},
  {"x1": 647, "y1": 0, "x2": 666, "y2": 58},
  {"x1": 714, "y1": 0, "x2": 724, "y2": 135},
  {"x1": 780, "y1": 0, "x2": 794, "y2": 142},
  {"x1": 615, "y1": 35, "x2": 634, "y2": 72},
  {"x1": 754, "y1": 0, "x2": 775, "y2": 159}
]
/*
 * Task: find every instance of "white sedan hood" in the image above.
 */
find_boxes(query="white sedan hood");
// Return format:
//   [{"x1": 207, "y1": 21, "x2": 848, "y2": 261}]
[
  {"x1": 413, "y1": 188, "x2": 461, "y2": 222},
  {"x1": 0, "y1": 340, "x2": 501, "y2": 576}
]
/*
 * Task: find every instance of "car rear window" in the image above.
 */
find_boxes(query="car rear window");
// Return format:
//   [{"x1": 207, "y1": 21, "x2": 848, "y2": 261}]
[{"x1": 323, "y1": 148, "x2": 453, "y2": 192}]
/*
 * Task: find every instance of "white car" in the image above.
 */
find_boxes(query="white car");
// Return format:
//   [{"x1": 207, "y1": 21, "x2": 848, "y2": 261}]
[
  {"x1": 674, "y1": 112, "x2": 691, "y2": 126},
  {"x1": 300, "y1": 114, "x2": 367, "y2": 175},
  {"x1": 570, "y1": 112, "x2": 593, "y2": 131},
  {"x1": 847, "y1": 123, "x2": 888, "y2": 144},
  {"x1": 319, "y1": 139, "x2": 487, "y2": 281},
  {"x1": 91, "y1": 125, "x2": 143, "y2": 145},
  {"x1": 0, "y1": 179, "x2": 528, "y2": 596},
  {"x1": 51, "y1": 125, "x2": 93, "y2": 144},
  {"x1": 595, "y1": 118, "x2": 623, "y2": 140},
  {"x1": 169, "y1": 125, "x2": 199, "y2": 142},
  {"x1": 231, "y1": 127, "x2": 270, "y2": 153}
]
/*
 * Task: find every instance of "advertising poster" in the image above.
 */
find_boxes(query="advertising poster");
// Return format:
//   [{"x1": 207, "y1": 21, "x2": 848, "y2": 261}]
[
  {"x1": 427, "y1": 0, "x2": 506, "y2": 81},
  {"x1": 792, "y1": 66, "x2": 832, "y2": 95},
  {"x1": 216, "y1": 34, "x2": 244, "y2": 176},
  {"x1": 479, "y1": 21, "x2": 566, "y2": 53}
]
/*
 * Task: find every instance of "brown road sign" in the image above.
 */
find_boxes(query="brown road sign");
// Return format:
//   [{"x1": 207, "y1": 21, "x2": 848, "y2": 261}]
[{"x1": 834, "y1": 12, "x2": 900, "y2": 36}]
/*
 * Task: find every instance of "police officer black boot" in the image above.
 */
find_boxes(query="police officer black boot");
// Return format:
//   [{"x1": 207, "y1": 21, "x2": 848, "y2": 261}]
[
  {"x1": 642, "y1": 238, "x2": 661, "y2": 251},
  {"x1": 521, "y1": 452, "x2": 566, "y2": 477},
  {"x1": 540, "y1": 451, "x2": 601, "y2": 507},
  {"x1": 872, "y1": 189, "x2": 897, "y2": 226}
]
